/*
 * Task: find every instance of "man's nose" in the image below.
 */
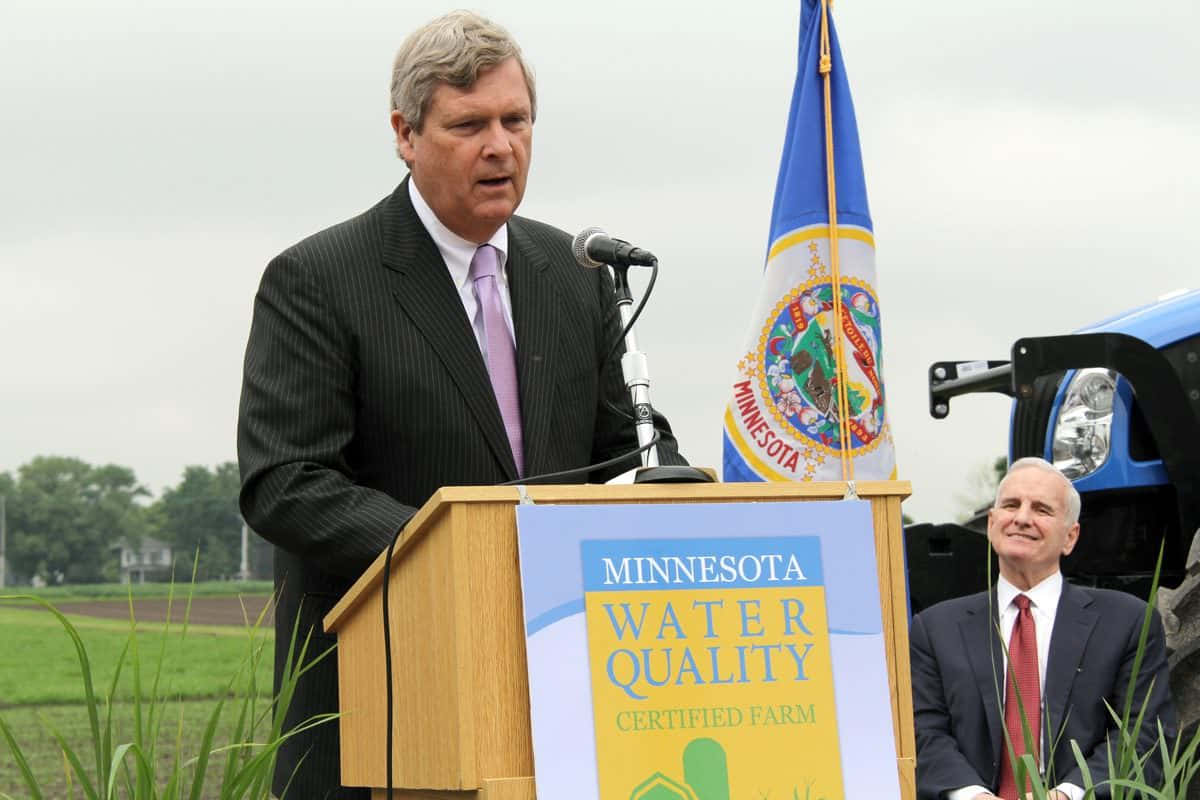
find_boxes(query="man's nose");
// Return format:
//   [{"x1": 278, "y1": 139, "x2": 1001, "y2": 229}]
[
  {"x1": 1012, "y1": 502, "x2": 1033, "y2": 525},
  {"x1": 481, "y1": 120, "x2": 513, "y2": 156}
]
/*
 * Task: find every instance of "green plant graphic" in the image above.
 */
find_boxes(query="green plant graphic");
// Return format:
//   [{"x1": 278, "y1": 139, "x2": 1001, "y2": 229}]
[
  {"x1": 630, "y1": 737, "x2": 730, "y2": 800},
  {"x1": 683, "y1": 739, "x2": 730, "y2": 800}
]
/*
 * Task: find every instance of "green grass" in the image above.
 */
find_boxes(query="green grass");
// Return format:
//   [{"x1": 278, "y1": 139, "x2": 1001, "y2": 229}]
[
  {"x1": 0, "y1": 699, "x2": 265, "y2": 800},
  {"x1": 0, "y1": 571, "x2": 330, "y2": 799},
  {"x1": 9, "y1": 581, "x2": 273, "y2": 603},
  {"x1": 0, "y1": 606, "x2": 273, "y2": 707}
]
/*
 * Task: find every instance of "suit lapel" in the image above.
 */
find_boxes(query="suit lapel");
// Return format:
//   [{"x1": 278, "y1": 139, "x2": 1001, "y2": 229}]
[
  {"x1": 961, "y1": 590, "x2": 1005, "y2": 769},
  {"x1": 1044, "y1": 582, "x2": 1098, "y2": 746},
  {"x1": 381, "y1": 180, "x2": 519, "y2": 480},
  {"x1": 507, "y1": 222, "x2": 557, "y2": 476}
]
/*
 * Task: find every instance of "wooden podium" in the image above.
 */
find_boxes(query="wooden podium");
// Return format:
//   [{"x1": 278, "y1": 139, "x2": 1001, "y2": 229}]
[{"x1": 323, "y1": 481, "x2": 913, "y2": 799}]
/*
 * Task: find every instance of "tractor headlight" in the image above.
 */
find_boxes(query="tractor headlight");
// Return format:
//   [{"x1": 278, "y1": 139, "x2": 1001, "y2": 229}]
[{"x1": 1051, "y1": 368, "x2": 1116, "y2": 479}]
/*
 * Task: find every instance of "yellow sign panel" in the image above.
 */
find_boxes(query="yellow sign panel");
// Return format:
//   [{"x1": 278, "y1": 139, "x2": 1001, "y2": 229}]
[{"x1": 584, "y1": 575, "x2": 843, "y2": 799}]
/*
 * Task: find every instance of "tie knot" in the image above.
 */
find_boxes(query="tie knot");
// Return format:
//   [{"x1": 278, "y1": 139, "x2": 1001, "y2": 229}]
[
  {"x1": 1015, "y1": 594, "x2": 1031, "y2": 611},
  {"x1": 470, "y1": 244, "x2": 500, "y2": 281}
]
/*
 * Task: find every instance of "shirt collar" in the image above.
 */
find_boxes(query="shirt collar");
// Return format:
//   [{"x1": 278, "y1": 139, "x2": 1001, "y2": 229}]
[
  {"x1": 997, "y1": 571, "x2": 1063, "y2": 615},
  {"x1": 407, "y1": 178, "x2": 509, "y2": 292}
]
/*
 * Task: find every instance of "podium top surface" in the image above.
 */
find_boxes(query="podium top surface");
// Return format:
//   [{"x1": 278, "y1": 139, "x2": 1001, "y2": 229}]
[{"x1": 323, "y1": 479, "x2": 910, "y2": 632}]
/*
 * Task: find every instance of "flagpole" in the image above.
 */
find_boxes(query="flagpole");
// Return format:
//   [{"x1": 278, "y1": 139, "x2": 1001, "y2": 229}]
[{"x1": 819, "y1": 0, "x2": 856, "y2": 482}]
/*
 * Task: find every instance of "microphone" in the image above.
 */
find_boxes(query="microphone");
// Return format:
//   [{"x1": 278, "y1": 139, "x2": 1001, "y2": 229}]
[{"x1": 572, "y1": 227, "x2": 658, "y2": 269}]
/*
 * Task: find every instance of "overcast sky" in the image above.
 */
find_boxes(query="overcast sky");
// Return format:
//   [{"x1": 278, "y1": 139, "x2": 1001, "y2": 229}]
[{"x1": 2, "y1": 0, "x2": 1197, "y2": 523}]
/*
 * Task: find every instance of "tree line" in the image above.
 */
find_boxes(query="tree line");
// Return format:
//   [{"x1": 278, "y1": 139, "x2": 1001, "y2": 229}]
[{"x1": 0, "y1": 456, "x2": 269, "y2": 585}]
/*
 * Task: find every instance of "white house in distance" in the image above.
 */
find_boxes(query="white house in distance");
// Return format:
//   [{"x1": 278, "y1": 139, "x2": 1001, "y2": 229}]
[{"x1": 113, "y1": 537, "x2": 173, "y2": 584}]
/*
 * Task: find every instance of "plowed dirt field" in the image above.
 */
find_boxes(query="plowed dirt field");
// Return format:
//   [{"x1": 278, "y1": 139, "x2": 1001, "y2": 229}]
[{"x1": 42, "y1": 595, "x2": 273, "y2": 626}]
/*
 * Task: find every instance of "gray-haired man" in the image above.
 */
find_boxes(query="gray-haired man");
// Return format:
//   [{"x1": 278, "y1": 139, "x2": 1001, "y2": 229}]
[
  {"x1": 911, "y1": 458, "x2": 1176, "y2": 800},
  {"x1": 238, "y1": 11, "x2": 683, "y2": 798}
]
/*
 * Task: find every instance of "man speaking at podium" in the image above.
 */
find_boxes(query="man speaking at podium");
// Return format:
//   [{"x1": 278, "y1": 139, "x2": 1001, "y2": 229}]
[{"x1": 237, "y1": 11, "x2": 684, "y2": 798}]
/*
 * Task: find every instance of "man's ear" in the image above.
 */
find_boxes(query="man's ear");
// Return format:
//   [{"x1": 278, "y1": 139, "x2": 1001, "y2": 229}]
[
  {"x1": 1061, "y1": 522, "x2": 1080, "y2": 557},
  {"x1": 390, "y1": 110, "x2": 416, "y2": 163}
]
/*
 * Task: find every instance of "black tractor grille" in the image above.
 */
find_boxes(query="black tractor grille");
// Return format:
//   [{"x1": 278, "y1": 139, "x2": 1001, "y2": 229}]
[{"x1": 1010, "y1": 370, "x2": 1065, "y2": 459}]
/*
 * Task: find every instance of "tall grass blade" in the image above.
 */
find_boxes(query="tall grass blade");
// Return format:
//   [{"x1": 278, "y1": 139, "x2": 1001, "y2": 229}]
[
  {"x1": 161, "y1": 703, "x2": 187, "y2": 800},
  {"x1": 222, "y1": 685, "x2": 252, "y2": 791},
  {"x1": 1017, "y1": 752, "x2": 1047, "y2": 797},
  {"x1": 43, "y1": 723, "x2": 99, "y2": 800},
  {"x1": 104, "y1": 743, "x2": 134, "y2": 800},
  {"x1": 216, "y1": 713, "x2": 335, "y2": 798},
  {"x1": 141, "y1": 576, "x2": 173, "y2": 781},
  {"x1": 1106, "y1": 776, "x2": 1167, "y2": 799},
  {"x1": 222, "y1": 662, "x2": 260, "y2": 794},
  {"x1": 3, "y1": 595, "x2": 107, "y2": 793},
  {"x1": 108, "y1": 741, "x2": 155, "y2": 800},
  {"x1": 186, "y1": 698, "x2": 225, "y2": 800},
  {"x1": 1121, "y1": 545, "x2": 1165, "y2": 728},
  {"x1": 1161, "y1": 718, "x2": 1200, "y2": 798},
  {"x1": 0, "y1": 713, "x2": 45, "y2": 800},
  {"x1": 123, "y1": 589, "x2": 148, "y2": 799},
  {"x1": 100, "y1": 637, "x2": 130, "y2": 781},
  {"x1": 1070, "y1": 739, "x2": 1097, "y2": 797}
]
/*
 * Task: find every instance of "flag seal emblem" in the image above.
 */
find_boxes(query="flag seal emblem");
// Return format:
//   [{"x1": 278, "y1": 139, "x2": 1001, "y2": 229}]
[{"x1": 735, "y1": 267, "x2": 888, "y2": 470}]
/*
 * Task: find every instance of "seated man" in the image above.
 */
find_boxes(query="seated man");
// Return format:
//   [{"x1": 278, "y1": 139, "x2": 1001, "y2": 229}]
[{"x1": 911, "y1": 457, "x2": 1177, "y2": 800}]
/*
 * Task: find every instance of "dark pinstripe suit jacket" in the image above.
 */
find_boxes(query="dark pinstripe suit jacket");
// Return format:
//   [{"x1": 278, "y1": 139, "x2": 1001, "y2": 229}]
[{"x1": 237, "y1": 178, "x2": 682, "y2": 797}]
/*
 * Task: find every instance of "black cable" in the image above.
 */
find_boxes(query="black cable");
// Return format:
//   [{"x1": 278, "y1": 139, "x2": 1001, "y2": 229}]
[
  {"x1": 381, "y1": 522, "x2": 404, "y2": 800},
  {"x1": 603, "y1": 260, "x2": 658, "y2": 367},
  {"x1": 601, "y1": 260, "x2": 659, "y2": 423},
  {"x1": 499, "y1": 429, "x2": 661, "y2": 486}
]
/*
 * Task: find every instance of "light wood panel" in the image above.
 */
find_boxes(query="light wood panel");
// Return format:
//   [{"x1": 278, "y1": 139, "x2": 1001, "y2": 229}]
[
  {"x1": 370, "y1": 777, "x2": 533, "y2": 800},
  {"x1": 870, "y1": 494, "x2": 917, "y2": 796},
  {"x1": 370, "y1": 790, "x2": 475, "y2": 800},
  {"x1": 457, "y1": 503, "x2": 534, "y2": 779},
  {"x1": 480, "y1": 777, "x2": 536, "y2": 800},
  {"x1": 336, "y1": 519, "x2": 474, "y2": 787}
]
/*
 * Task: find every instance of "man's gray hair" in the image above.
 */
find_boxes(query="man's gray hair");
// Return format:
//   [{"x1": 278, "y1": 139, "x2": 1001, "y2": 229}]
[
  {"x1": 995, "y1": 457, "x2": 1082, "y2": 525},
  {"x1": 390, "y1": 11, "x2": 536, "y2": 137}
]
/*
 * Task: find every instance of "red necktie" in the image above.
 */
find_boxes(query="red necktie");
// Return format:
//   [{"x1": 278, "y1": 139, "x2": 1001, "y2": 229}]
[{"x1": 997, "y1": 594, "x2": 1040, "y2": 799}]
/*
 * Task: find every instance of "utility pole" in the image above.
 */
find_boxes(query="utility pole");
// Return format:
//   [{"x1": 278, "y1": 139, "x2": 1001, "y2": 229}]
[
  {"x1": 239, "y1": 519, "x2": 250, "y2": 581},
  {"x1": 1, "y1": 494, "x2": 7, "y2": 589}
]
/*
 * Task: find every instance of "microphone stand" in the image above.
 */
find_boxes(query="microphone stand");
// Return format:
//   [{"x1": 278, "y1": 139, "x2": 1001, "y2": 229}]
[{"x1": 609, "y1": 263, "x2": 713, "y2": 484}]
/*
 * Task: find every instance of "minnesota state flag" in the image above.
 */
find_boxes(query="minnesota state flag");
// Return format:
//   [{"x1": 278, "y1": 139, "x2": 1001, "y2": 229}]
[{"x1": 723, "y1": 0, "x2": 895, "y2": 483}]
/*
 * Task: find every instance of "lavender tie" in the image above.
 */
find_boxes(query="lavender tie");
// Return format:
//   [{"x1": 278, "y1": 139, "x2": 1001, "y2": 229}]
[{"x1": 469, "y1": 244, "x2": 524, "y2": 476}]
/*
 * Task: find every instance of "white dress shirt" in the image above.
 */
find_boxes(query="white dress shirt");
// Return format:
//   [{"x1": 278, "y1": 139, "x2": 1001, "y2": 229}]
[
  {"x1": 949, "y1": 572, "x2": 1083, "y2": 800},
  {"x1": 408, "y1": 179, "x2": 517, "y2": 359}
]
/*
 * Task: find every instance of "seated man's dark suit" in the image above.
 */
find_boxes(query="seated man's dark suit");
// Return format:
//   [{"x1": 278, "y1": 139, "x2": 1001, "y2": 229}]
[
  {"x1": 238, "y1": 178, "x2": 683, "y2": 798},
  {"x1": 911, "y1": 581, "x2": 1176, "y2": 800}
]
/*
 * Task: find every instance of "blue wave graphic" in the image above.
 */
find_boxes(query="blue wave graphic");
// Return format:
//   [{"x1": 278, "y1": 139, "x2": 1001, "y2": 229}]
[{"x1": 527, "y1": 598, "x2": 584, "y2": 636}]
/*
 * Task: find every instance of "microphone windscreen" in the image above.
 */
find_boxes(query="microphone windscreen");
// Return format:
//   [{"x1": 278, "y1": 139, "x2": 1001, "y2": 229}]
[{"x1": 572, "y1": 227, "x2": 606, "y2": 269}]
